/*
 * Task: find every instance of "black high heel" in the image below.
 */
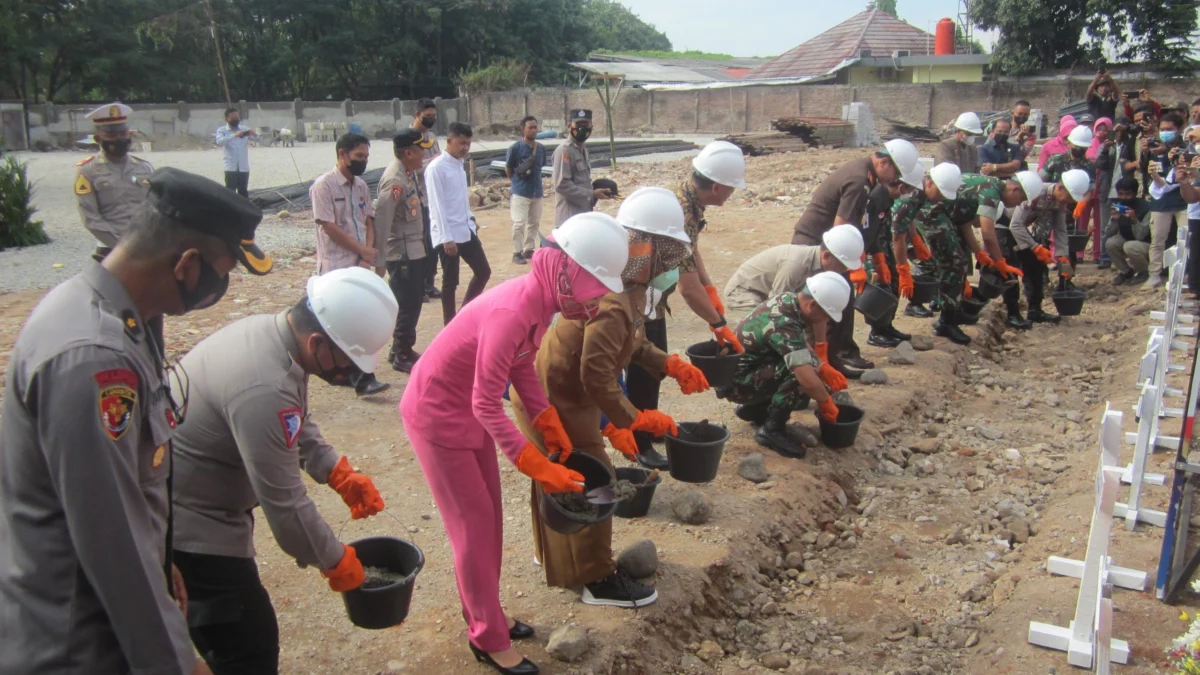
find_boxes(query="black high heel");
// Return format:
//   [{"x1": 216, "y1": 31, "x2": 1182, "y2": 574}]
[
  {"x1": 467, "y1": 642, "x2": 539, "y2": 674},
  {"x1": 508, "y1": 620, "x2": 535, "y2": 640}
]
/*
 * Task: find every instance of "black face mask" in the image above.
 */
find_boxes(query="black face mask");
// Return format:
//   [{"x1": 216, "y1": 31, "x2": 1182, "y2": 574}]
[
  {"x1": 1071, "y1": 147, "x2": 1086, "y2": 159},
  {"x1": 228, "y1": 118, "x2": 240, "y2": 128},
  {"x1": 347, "y1": 159, "x2": 368, "y2": 176},
  {"x1": 994, "y1": 133, "x2": 1009, "y2": 145},
  {"x1": 102, "y1": 139, "x2": 131, "y2": 158},
  {"x1": 1013, "y1": 116, "x2": 1028, "y2": 126},
  {"x1": 421, "y1": 116, "x2": 436, "y2": 129},
  {"x1": 571, "y1": 127, "x2": 592, "y2": 142},
  {"x1": 314, "y1": 339, "x2": 362, "y2": 387},
  {"x1": 177, "y1": 256, "x2": 229, "y2": 311}
]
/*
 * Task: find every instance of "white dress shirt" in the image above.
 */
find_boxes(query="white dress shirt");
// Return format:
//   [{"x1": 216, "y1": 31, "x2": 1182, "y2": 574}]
[
  {"x1": 214, "y1": 125, "x2": 251, "y2": 172},
  {"x1": 425, "y1": 151, "x2": 476, "y2": 246}
]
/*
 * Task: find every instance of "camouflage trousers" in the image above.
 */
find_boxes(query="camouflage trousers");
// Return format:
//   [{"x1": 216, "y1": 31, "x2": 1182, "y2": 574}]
[
  {"x1": 725, "y1": 359, "x2": 810, "y2": 412},
  {"x1": 916, "y1": 220, "x2": 969, "y2": 313}
]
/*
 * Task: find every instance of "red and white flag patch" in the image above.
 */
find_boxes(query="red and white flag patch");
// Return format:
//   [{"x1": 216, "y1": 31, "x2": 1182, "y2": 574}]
[{"x1": 278, "y1": 408, "x2": 303, "y2": 449}]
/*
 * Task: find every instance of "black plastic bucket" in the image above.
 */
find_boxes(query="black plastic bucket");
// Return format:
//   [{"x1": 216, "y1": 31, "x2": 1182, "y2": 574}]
[
  {"x1": 960, "y1": 293, "x2": 988, "y2": 317},
  {"x1": 818, "y1": 405, "x2": 864, "y2": 449},
  {"x1": 342, "y1": 536, "x2": 424, "y2": 630},
  {"x1": 538, "y1": 451, "x2": 617, "y2": 535},
  {"x1": 1068, "y1": 233, "x2": 1090, "y2": 258},
  {"x1": 975, "y1": 271, "x2": 1014, "y2": 301},
  {"x1": 1052, "y1": 289, "x2": 1087, "y2": 316},
  {"x1": 613, "y1": 467, "x2": 662, "y2": 519},
  {"x1": 665, "y1": 421, "x2": 729, "y2": 483},
  {"x1": 855, "y1": 283, "x2": 899, "y2": 322},
  {"x1": 686, "y1": 341, "x2": 741, "y2": 389},
  {"x1": 910, "y1": 274, "x2": 939, "y2": 305}
]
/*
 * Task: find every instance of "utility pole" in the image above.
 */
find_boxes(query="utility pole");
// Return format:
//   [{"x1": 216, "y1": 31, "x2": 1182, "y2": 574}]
[
  {"x1": 203, "y1": 0, "x2": 232, "y2": 106},
  {"x1": 592, "y1": 73, "x2": 625, "y2": 169}
]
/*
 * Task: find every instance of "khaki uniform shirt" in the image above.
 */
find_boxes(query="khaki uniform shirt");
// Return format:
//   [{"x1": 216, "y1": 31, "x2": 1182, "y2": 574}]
[
  {"x1": 171, "y1": 313, "x2": 344, "y2": 571},
  {"x1": 537, "y1": 287, "x2": 668, "y2": 428},
  {"x1": 74, "y1": 153, "x2": 154, "y2": 247},
  {"x1": 415, "y1": 127, "x2": 441, "y2": 208},
  {"x1": 724, "y1": 245, "x2": 823, "y2": 314},
  {"x1": 373, "y1": 159, "x2": 427, "y2": 273},
  {"x1": 935, "y1": 137, "x2": 981, "y2": 174},
  {"x1": 793, "y1": 157, "x2": 875, "y2": 244},
  {"x1": 0, "y1": 263, "x2": 194, "y2": 675},
  {"x1": 552, "y1": 141, "x2": 592, "y2": 226}
]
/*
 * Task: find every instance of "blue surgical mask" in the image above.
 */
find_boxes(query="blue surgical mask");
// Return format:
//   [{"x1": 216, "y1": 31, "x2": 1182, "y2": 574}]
[
  {"x1": 1160, "y1": 130, "x2": 1178, "y2": 143},
  {"x1": 650, "y1": 268, "x2": 679, "y2": 292}
]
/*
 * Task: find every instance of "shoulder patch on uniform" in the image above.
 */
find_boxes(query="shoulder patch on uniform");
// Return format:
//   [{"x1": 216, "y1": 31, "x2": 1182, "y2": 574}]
[
  {"x1": 75, "y1": 156, "x2": 95, "y2": 167},
  {"x1": 74, "y1": 173, "x2": 93, "y2": 195},
  {"x1": 95, "y1": 369, "x2": 139, "y2": 441},
  {"x1": 392, "y1": 185, "x2": 402, "y2": 200},
  {"x1": 278, "y1": 408, "x2": 303, "y2": 449}
]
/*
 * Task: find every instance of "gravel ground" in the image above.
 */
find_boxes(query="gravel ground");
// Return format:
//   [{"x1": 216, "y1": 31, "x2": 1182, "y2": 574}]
[{"x1": 1, "y1": 135, "x2": 713, "y2": 292}]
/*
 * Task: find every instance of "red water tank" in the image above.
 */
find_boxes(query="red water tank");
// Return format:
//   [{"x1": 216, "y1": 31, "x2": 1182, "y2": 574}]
[{"x1": 935, "y1": 18, "x2": 955, "y2": 55}]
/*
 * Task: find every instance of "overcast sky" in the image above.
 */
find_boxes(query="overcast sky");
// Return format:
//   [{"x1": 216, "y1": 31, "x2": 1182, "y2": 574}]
[{"x1": 614, "y1": 0, "x2": 998, "y2": 58}]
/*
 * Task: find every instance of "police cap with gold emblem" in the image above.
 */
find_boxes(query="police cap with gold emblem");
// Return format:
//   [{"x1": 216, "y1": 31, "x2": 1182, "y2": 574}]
[
  {"x1": 569, "y1": 109, "x2": 593, "y2": 122},
  {"x1": 146, "y1": 167, "x2": 273, "y2": 275},
  {"x1": 394, "y1": 128, "x2": 433, "y2": 150},
  {"x1": 86, "y1": 102, "x2": 134, "y2": 133}
]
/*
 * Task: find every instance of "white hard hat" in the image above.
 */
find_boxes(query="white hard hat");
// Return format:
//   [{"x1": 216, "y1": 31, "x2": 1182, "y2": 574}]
[
  {"x1": 551, "y1": 212, "x2": 630, "y2": 293},
  {"x1": 954, "y1": 112, "x2": 984, "y2": 135},
  {"x1": 1061, "y1": 169, "x2": 1091, "y2": 203},
  {"x1": 805, "y1": 271, "x2": 852, "y2": 320},
  {"x1": 899, "y1": 158, "x2": 925, "y2": 189},
  {"x1": 929, "y1": 162, "x2": 963, "y2": 200},
  {"x1": 821, "y1": 224, "x2": 864, "y2": 271},
  {"x1": 883, "y1": 139, "x2": 920, "y2": 176},
  {"x1": 306, "y1": 267, "x2": 399, "y2": 373},
  {"x1": 1013, "y1": 171, "x2": 1045, "y2": 204},
  {"x1": 617, "y1": 187, "x2": 689, "y2": 244},
  {"x1": 1067, "y1": 125, "x2": 1094, "y2": 148},
  {"x1": 692, "y1": 140, "x2": 747, "y2": 189}
]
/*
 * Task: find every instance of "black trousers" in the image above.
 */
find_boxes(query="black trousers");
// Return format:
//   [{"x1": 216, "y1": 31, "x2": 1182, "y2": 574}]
[
  {"x1": 387, "y1": 258, "x2": 426, "y2": 354},
  {"x1": 422, "y1": 206, "x2": 438, "y2": 289},
  {"x1": 437, "y1": 233, "x2": 491, "y2": 324},
  {"x1": 174, "y1": 551, "x2": 279, "y2": 675},
  {"x1": 627, "y1": 317, "x2": 668, "y2": 446},
  {"x1": 223, "y1": 171, "x2": 249, "y2": 198},
  {"x1": 998, "y1": 230, "x2": 1044, "y2": 315},
  {"x1": 1189, "y1": 218, "x2": 1200, "y2": 295}
]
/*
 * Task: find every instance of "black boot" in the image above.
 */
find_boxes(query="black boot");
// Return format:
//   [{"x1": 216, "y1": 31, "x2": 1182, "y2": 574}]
[
  {"x1": 392, "y1": 349, "x2": 421, "y2": 373},
  {"x1": 354, "y1": 372, "x2": 391, "y2": 396},
  {"x1": 837, "y1": 352, "x2": 874, "y2": 370},
  {"x1": 883, "y1": 324, "x2": 912, "y2": 341},
  {"x1": 735, "y1": 399, "x2": 771, "y2": 425},
  {"x1": 1005, "y1": 313, "x2": 1033, "y2": 330},
  {"x1": 904, "y1": 303, "x2": 933, "y2": 318},
  {"x1": 633, "y1": 431, "x2": 668, "y2": 469},
  {"x1": 933, "y1": 308, "x2": 971, "y2": 345},
  {"x1": 1027, "y1": 307, "x2": 1061, "y2": 324},
  {"x1": 867, "y1": 329, "x2": 901, "y2": 348},
  {"x1": 754, "y1": 407, "x2": 807, "y2": 459}
]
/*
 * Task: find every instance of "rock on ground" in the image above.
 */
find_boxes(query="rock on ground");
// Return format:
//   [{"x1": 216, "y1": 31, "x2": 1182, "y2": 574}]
[
  {"x1": 889, "y1": 341, "x2": 918, "y2": 365},
  {"x1": 861, "y1": 369, "x2": 889, "y2": 385},
  {"x1": 696, "y1": 640, "x2": 724, "y2": 663},
  {"x1": 546, "y1": 625, "x2": 591, "y2": 662},
  {"x1": 737, "y1": 453, "x2": 771, "y2": 483},
  {"x1": 910, "y1": 334, "x2": 935, "y2": 351},
  {"x1": 616, "y1": 539, "x2": 659, "y2": 578},
  {"x1": 673, "y1": 491, "x2": 712, "y2": 524},
  {"x1": 760, "y1": 651, "x2": 790, "y2": 670}
]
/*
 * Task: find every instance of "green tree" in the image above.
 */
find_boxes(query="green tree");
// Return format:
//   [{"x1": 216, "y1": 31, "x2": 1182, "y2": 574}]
[
  {"x1": 581, "y1": 0, "x2": 671, "y2": 52},
  {"x1": 868, "y1": 0, "x2": 898, "y2": 16},
  {"x1": 1084, "y1": 0, "x2": 1198, "y2": 71}
]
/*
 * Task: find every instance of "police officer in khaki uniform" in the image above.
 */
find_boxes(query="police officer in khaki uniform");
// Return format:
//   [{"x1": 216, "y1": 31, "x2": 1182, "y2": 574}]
[
  {"x1": 375, "y1": 129, "x2": 433, "y2": 372},
  {"x1": 551, "y1": 109, "x2": 612, "y2": 226},
  {"x1": 74, "y1": 102, "x2": 156, "y2": 259},
  {"x1": 0, "y1": 167, "x2": 272, "y2": 675},
  {"x1": 412, "y1": 98, "x2": 443, "y2": 300},
  {"x1": 171, "y1": 267, "x2": 395, "y2": 675}
]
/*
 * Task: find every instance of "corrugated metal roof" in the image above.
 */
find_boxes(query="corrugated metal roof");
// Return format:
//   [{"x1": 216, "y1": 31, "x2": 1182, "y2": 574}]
[
  {"x1": 570, "y1": 61, "x2": 718, "y2": 83},
  {"x1": 745, "y1": 9, "x2": 936, "y2": 80}
]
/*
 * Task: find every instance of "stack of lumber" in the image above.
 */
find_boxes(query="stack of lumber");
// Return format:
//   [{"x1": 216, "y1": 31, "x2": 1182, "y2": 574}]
[
  {"x1": 720, "y1": 132, "x2": 811, "y2": 156},
  {"x1": 722, "y1": 116, "x2": 858, "y2": 156},
  {"x1": 881, "y1": 117, "x2": 939, "y2": 143}
]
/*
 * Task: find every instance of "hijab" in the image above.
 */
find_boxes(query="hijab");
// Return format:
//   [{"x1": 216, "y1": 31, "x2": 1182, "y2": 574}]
[
  {"x1": 1087, "y1": 117, "x2": 1112, "y2": 161},
  {"x1": 530, "y1": 239, "x2": 612, "y2": 311}
]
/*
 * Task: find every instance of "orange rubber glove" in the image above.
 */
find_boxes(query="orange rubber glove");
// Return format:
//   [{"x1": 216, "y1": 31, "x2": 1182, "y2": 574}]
[
  {"x1": 1057, "y1": 256, "x2": 1074, "y2": 279},
  {"x1": 996, "y1": 258, "x2": 1024, "y2": 278},
  {"x1": 664, "y1": 354, "x2": 710, "y2": 395},
  {"x1": 974, "y1": 251, "x2": 995, "y2": 268},
  {"x1": 1073, "y1": 199, "x2": 1089, "y2": 220},
  {"x1": 516, "y1": 443, "x2": 585, "y2": 493},
  {"x1": 1032, "y1": 245, "x2": 1055, "y2": 265},
  {"x1": 328, "y1": 456, "x2": 385, "y2": 520},
  {"x1": 532, "y1": 406, "x2": 574, "y2": 463},
  {"x1": 704, "y1": 285, "x2": 725, "y2": 317},
  {"x1": 812, "y1": 342, "x2": 847, "y2": 392},
  {"x1": 871, "y1": 253, "x2": 892, "y2": 284},
  {"x1": 601, "y1": 423, "x2": 639, "y2": 460},
  {"x1": 817, "y1": 397, "x2": 840, "y2": 423},
  {"x1": 629, "y1": 409, "x2": 679, "y2": 438},
  {"x1": 963, "y1": 278, "x2": 973, "y2": 299},
  {"x1": 322, "y1": 545, "x2": 365, "y2": 592},
  {"x1": 910, "y1": 231, "x2": 932, "y2": 261},
  {"x1": 896, "y1": 263, "x2": 915, "y2": 299},
  {"x1": 848, "y1": 268, "x2": 868, "y2": 294},
  {"x1": 710, "y1": 324, "x2": 745, "y2": 354}
]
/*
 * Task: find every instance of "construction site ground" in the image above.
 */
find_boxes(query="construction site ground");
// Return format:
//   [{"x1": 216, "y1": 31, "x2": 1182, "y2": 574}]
[{"x1": 1, "y1": 146, "x2": 1197, "y2": 674}]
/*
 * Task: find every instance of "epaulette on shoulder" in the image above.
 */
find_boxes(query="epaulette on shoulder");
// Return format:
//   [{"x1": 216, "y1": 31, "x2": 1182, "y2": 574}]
[{"x1": 75, "y1": 155, "x2": 95, "y2": 167}]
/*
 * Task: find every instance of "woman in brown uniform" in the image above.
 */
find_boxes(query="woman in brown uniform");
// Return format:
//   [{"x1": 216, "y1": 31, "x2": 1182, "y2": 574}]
[{"x1": 509, "y1": 187, "x2": 709, "y2": 607}]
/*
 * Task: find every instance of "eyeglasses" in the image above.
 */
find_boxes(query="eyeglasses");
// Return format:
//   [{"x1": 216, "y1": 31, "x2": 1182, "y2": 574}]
[{"x1": 165, "y1": 360, "x2": 190, "y2": 428}]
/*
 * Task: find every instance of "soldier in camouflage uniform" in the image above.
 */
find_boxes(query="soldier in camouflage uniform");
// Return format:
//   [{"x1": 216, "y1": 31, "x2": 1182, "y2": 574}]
[{"x1": 726, "y1": 273, "x2": 848, "y2": 459}]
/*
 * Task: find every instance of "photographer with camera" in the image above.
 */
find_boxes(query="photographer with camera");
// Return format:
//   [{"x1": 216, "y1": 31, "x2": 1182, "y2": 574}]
[
  {"x1": 1086, "y1": 69, "x2": 1121, "y2": 121},
  {"x1": 1142, "y1": 112, "x2": 1189, "y2": 288},
  {"x1": 1174, "y1": 126, "x2": 1200, "y2": 296}
]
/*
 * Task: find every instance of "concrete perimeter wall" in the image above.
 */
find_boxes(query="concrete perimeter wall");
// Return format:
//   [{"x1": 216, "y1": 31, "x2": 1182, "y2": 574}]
[{"x1": 467, "y1": 78, "x2": 1200, "y2": 137}]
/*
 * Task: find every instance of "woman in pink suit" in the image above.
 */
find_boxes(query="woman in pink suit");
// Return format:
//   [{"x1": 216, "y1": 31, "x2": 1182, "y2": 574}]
[
  {"x1": 399, "y1": 212, "x2": 629, "y2": 675},
  {"x1": 1038, "y1": 114, "x2": 1078, "y2": 170}
]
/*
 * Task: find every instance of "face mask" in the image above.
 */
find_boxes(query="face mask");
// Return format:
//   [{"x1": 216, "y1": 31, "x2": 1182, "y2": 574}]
[
  {"x1": 101, "y1": 139, "x2": 131, "y2": 157},
  {"x1": 994, "y1": 133, "x2": 1009, "y2": 145},
  {"x1": 347, "y1": 159, "x2": 368, "y2": 176},
  {"x1": 177, "y1": 256, "x2": 229, "y2": 311},
  {"x1": 314, "y1": 340, "x2": 362, "y2": 387},
  {"x1": 1071, "y1": 147, "x2": 1086, "y2": 158},
  {"x1": 1161, "y1": 130, "x2": 1178, "y2": 143},
  {"x1": 421, "y1": 116, "x2": 436, "y2": 129},
  {"x1": 559, "y1": 296, "x2": 599, "y2": 321},
  {"x1": 650, "y1": 268, "x2": 679, "y2": 292},
  {"x1": 571, "y1": 127, "x2": 592, "y2": 142},
  {"x1": 1013, "y1": 116, "x2": 1028, "y2": 126},
  {"x1": 228, "y1": 118, "x2": 240, "y2": 128}
]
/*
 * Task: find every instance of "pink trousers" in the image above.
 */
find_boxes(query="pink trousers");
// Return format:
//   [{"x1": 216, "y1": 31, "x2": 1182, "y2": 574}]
[{"x1": 402, "y1": 419, "x2": 510, "y2": 653}]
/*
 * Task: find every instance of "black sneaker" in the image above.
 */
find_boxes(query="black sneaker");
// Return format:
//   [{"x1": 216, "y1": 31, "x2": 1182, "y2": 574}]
[
  {"x1": 582, "y1": 570, "x2": 658, "y2": 608},
  {"x1": 904, "y1": 304, "x2": 933, "y2": 318},
  {"x1": 512, "y1": 253, "x2": 528, "y2": 265}
]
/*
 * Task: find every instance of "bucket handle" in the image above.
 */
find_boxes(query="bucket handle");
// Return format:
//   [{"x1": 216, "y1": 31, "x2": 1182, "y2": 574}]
[{"x1": 337, "y1": 509, "x2": 422, "y2": 549}]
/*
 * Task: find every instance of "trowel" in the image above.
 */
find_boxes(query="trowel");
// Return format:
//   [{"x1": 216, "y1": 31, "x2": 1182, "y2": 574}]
[{"x1": 585, "y1": 486, "x2": 617, "y2": 505}]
